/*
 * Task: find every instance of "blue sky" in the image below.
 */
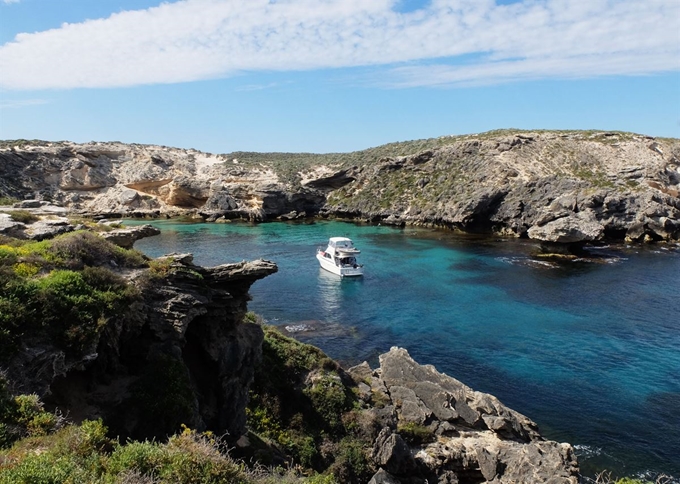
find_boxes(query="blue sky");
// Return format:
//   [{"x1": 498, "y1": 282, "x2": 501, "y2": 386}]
[{"x1": 1, "y1": 0, "x2": 679, "y2": 153}]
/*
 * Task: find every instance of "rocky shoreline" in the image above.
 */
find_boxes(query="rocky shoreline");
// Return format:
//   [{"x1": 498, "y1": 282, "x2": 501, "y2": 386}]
[
  {"x1": 1, "y1": 130, "x2": 679, "y2": 246},
  {"x1": 0, "y1": 220, "x2": 579, "y2": 482}
]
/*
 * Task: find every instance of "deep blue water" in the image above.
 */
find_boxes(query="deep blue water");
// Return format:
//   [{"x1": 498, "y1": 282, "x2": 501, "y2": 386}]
[{"x1": 127, "y1": 219, "x2": 680, "y2": 480}]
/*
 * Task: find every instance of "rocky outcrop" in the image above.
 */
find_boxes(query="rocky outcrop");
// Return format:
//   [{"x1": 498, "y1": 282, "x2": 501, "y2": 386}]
[
  {"x1": 326, "y1": 132, "x2": 680, "y2": 242},
  {"x1": 3, "y1": 252, "x2": 278, "y2": 442},
  {"x1": 1, "y1": 131, "x2": 678, "y2": 242},
  {"x1": 351, "y1": 348, "x2": 579, "y2": 484},
  {"x1": 0, "y1": 141, "x2": 326, "y2": 221},
  {"x1": 100, "y1": 224, "x2": 161, "y2": 249}
]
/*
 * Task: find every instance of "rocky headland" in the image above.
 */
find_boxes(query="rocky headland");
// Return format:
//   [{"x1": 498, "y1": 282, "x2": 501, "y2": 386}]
[{"x1": 1, "y1": 129, "x2": 679, "y2": 245}]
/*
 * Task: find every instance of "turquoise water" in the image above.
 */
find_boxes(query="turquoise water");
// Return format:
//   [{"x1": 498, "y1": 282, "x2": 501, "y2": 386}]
[{"x1": 128, "y1": 219, "x2": 680, "y2": 480}]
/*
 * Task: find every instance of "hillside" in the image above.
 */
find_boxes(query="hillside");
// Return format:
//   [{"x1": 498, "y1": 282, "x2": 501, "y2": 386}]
[{"x1": 1, "y1": 130, "x2": 679, "y2": 243}]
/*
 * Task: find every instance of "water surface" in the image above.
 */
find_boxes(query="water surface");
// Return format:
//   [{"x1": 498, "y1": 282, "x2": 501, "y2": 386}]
[{"x1": 128, "y1": 219, "x2": 680, "y2": 480}]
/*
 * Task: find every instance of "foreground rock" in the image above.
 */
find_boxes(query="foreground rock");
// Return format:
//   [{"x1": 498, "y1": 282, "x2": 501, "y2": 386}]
[
  {"x1": 351, "y1": 347, "x2": 579, "y2": 483},
  {"x1": 3, "y1": 252, "x2": 278, "y2": 442}
]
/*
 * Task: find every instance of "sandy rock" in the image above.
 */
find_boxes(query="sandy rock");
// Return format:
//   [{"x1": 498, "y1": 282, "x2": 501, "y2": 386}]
[
  {"x1": 528, "y1": 213, "x2": 605, "y2": 243},
  {"x1": 0, "y1": 213, "x2": 26, "y2": 237},
  {"x1": 101, "y1": 224, "x2": 161, "y2": 248},
  {"x1": 24, "y1": 217, "x2": 74, "y2": 240}
]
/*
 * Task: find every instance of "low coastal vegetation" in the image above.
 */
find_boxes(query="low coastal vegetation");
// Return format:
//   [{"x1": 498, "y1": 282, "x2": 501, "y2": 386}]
[
  {"x1": 244, "y1": 315, "x2": 377, "y2": 482},
  {"x1": 0, "y1": 400, "x2": 310, "y2": 484},
  {"x1": 5, "y1": 211, "x2": 40, "y2": 224},
  {"x1": 222, "y1": 129, "x2": 652, "y2": 186},
  {"x1": 0, "y1": 231, "x2": 145, "y2": 365}
]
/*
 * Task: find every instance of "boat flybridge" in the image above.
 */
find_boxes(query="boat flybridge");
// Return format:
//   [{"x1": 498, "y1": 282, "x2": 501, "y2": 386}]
[{"x1": 316, "y1": 237, "x2": 363, "y2": 277}]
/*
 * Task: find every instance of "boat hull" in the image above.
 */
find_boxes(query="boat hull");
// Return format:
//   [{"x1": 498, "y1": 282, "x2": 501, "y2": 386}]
[{"x1": 316, "y1": 252, "x2": 363, "y2": 277}]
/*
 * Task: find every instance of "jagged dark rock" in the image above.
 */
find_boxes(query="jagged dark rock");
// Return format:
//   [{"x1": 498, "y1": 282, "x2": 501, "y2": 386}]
[
  {"x1": 372, "y1": 428, "x2": 417, "y2": 475},
  {"x1": 368, "y1": 468, "x2": 402, "y2": 484}
]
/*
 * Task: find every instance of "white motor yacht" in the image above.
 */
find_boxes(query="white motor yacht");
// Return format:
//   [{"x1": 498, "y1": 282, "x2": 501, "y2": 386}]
[{"x1": 316, "y1": 237, "x2": 363, "y2": 277}]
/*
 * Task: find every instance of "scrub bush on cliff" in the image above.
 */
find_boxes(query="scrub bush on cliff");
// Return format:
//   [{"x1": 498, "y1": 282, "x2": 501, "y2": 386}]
[
  {"x1": 0, "y1": 375, "x2": 64, "y2": 448},
  {"x1": 0, "y1": 232, "x2": 143, "y2": 363},
  {"x1": 247, "y1": 324, "x2": 376, "y2": 482}
]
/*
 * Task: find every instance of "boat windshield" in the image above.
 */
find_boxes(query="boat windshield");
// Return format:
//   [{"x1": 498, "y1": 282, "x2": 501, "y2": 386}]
[{"x1": 330, "y1": 239, "x2": 354, "y2": 249}]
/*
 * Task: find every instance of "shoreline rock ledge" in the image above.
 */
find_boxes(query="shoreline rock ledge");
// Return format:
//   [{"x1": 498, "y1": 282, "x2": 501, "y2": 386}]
[{"x1": 350, "y1": 347, "x2": 579, "y2": 484}]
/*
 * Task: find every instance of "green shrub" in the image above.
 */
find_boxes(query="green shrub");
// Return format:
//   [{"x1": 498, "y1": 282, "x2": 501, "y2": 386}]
[
  {"x1": 326, "y1": 437, "x2": 371, "y2": 483},
  {"x1": 107, "y1": 440, "x2": 166, "y2": 476},
  {"x1": 107, "y1": 432, "x2": 247, "y2": 483},
  {"x1": 35, "y1": 269, "x2": 129, "y2": 352},
  {"x1": 8, "y1": 210, "x2": 39, "y2": 224},
  {"x1": 304, "y1": 374, "x2": 352, "y2": 431},
  {"x1": 48, "y1": 231, "x2": 147, "y2": 269},
  {"x1": 148, "y1": 257, "x2": 175, "y2": 278},
  {"x1": 0, "y1": 388, "x2": 65, "y2": 449},
  {"x1": 0, "y1": 265, "x2": 139, "y2": 363},
  {"x1": 12, "y1": 261, "x2": 40, "y2": 278},
  {"x1": 247, "y1": 323, "x2": 372, "y2": 477},
  {"x1": 0, "y1": 231, "x2": 146, "y2": 273},
  {"x1": 397, "y1": 421, "x2": 436, "y2": 445},
  {"x1": 0, "y1": 196, "x2": 19, "y2": 206},
  {"x1": 304, "y1": 475, "x2": 338, "y2": 484},
  {"x1": 0, "y1": 451, "x2": 81, "y2": 484}
]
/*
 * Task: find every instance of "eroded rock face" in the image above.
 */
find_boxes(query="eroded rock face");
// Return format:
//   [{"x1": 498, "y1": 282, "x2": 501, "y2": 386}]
[
  {"x1": 3, "y1": 254, "x2": 278, "y2": 442},
  {"x1": 324, "y1": 133, "x2": 680, "y2": 242},
  {"x1": 352, "y1": 347, "x2": 579, "y2": 484}
]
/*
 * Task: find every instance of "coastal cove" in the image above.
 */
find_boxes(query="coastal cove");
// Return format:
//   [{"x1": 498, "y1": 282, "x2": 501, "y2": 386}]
[{"x1": 126, "y1": 219, "x2": 680, "y2": 480}]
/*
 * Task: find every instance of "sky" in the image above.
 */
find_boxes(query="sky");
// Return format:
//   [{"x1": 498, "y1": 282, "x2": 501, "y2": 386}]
[{"x1": 0, "y1": 0, "x2": 679, "y2": 154}]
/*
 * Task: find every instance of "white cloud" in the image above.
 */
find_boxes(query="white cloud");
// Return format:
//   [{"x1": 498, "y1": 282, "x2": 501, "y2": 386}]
[
  {"x1": 0, "y1": 98, "x2": 48, "y2": 108},
  {"x1": 2, "y1": 0, "x2": 21, "y2": 4},
  {"x1": 0, "y1": 0, "x2": 678, "y2": 90}
]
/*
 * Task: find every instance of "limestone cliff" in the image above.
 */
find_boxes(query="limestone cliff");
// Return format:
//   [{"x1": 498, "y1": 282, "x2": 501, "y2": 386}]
[{"x1": 1, "y1": 130, "x2": 678, "y2": 243}]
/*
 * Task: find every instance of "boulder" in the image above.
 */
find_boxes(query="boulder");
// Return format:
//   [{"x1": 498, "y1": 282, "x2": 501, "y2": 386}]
[
  {"x1": 13, "y1": 199, "x2": 42, "y2": 208},
  {"x1": 528, "y1": 213, "x2": 604, "y2": 243},
  {"x1": 372, "y1": 428, "x2": 417, "y2": 475},
  {"x1": 0, "y1": 213, "x2": 25, "y2": 237},
  {"x1": 366, "y1": 348, "x2": 577, "y2": 483},
  {"x1": 25, "y1": 217, "x2": 74, "y2": 241},
  {"x1": 368, "y1": 468, "x2": 402, "y2": 484},
  {"x1": 203, "y1": 190, "x2": 238, "y2": 212},
  {"x1": 101, "y1": 224, "x2": 161, "y2": 249}
]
